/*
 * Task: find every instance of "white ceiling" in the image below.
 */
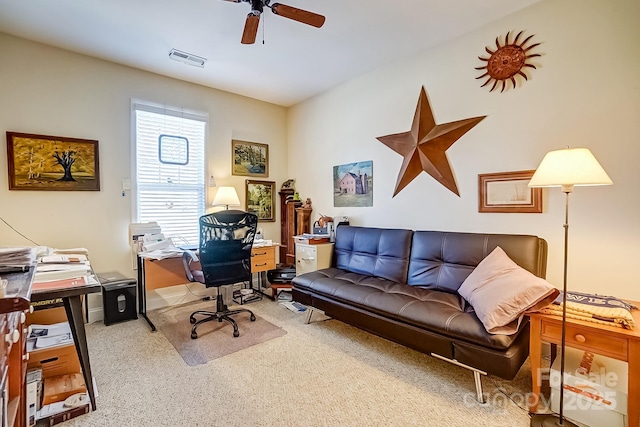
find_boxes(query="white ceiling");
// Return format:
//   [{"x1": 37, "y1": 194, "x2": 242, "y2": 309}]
[{"x1": 0, "y1": 0, "x2": 539, "y2": 107}]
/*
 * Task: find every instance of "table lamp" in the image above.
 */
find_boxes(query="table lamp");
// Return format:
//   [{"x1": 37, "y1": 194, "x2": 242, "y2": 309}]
[
  {"x1": 528, "y1": 147, "x2": 612, "y2": 427},
  {"x1": 212, "y1": 186, "x2": 240, "y2": 210}
]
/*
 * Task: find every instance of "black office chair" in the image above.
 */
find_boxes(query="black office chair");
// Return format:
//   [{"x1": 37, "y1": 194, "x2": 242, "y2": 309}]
[{"x1": 182, "y1": 210, "x2": 258, "y2": 339}]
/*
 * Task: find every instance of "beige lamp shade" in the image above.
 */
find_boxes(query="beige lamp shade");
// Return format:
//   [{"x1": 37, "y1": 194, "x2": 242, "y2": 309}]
[
  {"x1": 528, "y1": 148, "x2": 612, "y2": 192},
  {"x1": 212, "y1": 186, "x2": 240, "y2": 209}
]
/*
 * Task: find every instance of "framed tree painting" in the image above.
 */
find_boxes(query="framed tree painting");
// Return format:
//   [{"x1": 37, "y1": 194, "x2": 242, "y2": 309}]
[
  {"x1": 232, "y1": 140, "x2": 269, "y2": 177},
  {"x1": 245, "y1": 180, "x2": 275, "y2": 221},
  {"x1": 6, "y1": 132, "x2": 100, "y2": 191}
]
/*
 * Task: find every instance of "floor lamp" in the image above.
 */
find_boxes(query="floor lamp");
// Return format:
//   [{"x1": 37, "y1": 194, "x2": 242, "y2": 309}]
[
  {"x1": 212, "y1": 186, "x2": 240, "y2": 210},
  {"x1": 528, "y1": 148, "x2": 612, "y2": 427}
]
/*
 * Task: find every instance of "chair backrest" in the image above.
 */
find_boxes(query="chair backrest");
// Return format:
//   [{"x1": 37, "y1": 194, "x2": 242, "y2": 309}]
[{"x1": 198, "y1": 210, "x2": 258, "y2": 287}]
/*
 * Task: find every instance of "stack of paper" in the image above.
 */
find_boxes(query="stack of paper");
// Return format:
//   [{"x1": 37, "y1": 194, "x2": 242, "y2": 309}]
[
  {"x1": 51, "y1": 248, "x2": 90, "y2": 256},
  {"x1": 27, "y1": 322, "x2": 73, "y2": 351},
  {"x1": 0, "y1": 246, "x2": 36, "y2": 268},
  {"x1": 33, "y1": 248, "x2": 97, "y2": 290},
  {"x1": 39, "y1": 255, "x2": 88, "y2": 264},
  {"x1": 130, "y1": 222, "x2": 162, "y2": 252},
  {"x1": 34, "y1": 263, "x2": 92, "y2": 283}
]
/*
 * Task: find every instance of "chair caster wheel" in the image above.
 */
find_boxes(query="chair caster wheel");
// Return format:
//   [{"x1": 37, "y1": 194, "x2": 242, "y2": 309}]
[
  {"x1": 233, "y1": 330, "x2": 240, "y2": 338},
  {"x1": 250, "y1": 314, "x2": 256, "y2": 321},
  {"x1": 191, "y1": 332, "x2": 198, "y2": 339},
  {"x1": 189, "y1": 316, "x2": 196, "y2": 324}
]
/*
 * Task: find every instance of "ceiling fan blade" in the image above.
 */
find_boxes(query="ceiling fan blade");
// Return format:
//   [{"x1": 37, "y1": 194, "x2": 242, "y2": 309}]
[
  {"x1": 241, "y1": 13, "x2": 260, "y2": 44},
  {"x1": 270, "y1": 3, "x2": 325, "y2": 28}
]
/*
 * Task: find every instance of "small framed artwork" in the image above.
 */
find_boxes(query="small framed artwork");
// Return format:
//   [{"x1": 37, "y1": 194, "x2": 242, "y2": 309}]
[
  {"x1": 232, "y1": 139, "x2": 269, "y2": 177},
  {"x1": 245, "y1": 180, "x2": 276, "y2": 222},
  {"x1": 333, "y1": 160, "x2": 373, "y2": 207},
  {"x1": 478, "y1": 170, "x2": 542, "y2": 213},
  {"x1": 6, "y1": 132, "x2": 100, "y2": 191}
]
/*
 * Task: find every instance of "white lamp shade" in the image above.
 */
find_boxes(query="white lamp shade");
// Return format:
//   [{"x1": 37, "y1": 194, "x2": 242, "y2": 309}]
[
  {"x1": 212, "y1": 186, "x2": 240, "y2": 208},
  {"x1": 528, "y1": 148, "x2": 613, "y2": 189}
]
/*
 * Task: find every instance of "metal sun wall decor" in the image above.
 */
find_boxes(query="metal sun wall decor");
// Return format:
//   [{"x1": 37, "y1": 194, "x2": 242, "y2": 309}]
[
  {"x1": 475, "y1": 31, "x2": 541, "y2": 92},
  {"x1": 376, "y1": 87, "x2": 486, "y2": 197}
]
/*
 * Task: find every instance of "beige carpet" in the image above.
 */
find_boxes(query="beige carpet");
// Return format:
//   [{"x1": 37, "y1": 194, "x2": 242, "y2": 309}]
[
  {"x1": 62, "y1": 299, "x2": 537, "y2": 426},
  {"x1": 148, "y1": 300, "x2": 287, "y2": 366}
]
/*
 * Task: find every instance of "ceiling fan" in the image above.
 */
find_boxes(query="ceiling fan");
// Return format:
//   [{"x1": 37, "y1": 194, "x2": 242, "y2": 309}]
[{"x1": 223, "y1": 0, "x2": 326, "y2": 44}]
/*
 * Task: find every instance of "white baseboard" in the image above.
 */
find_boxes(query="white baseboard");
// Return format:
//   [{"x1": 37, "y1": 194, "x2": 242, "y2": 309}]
[{"x1": 87, "y1": 283, "x2": 221, "y2": 324}]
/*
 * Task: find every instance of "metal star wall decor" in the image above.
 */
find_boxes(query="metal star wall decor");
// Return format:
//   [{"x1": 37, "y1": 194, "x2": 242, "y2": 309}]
[{"x1": 376, "y1": 87, "x2": 486, "y2": 197}]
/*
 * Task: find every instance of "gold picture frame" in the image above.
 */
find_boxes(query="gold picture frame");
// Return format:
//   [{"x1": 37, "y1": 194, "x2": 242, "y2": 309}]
[
  {"x1": 478, "y1": 170, "x2": 542, "y2": 213},
  {"x1": 245, "y1": 180, "x2": 275, "y2": 222},
  {"x1": 232, "y1": 139, "x2": 269, "y2": 177},
  {"x1": 6, "y1": 132, "x2": 100, "y2": 191}
]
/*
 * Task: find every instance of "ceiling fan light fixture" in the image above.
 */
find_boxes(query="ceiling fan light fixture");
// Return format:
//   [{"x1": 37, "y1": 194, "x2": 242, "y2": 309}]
[
  {"x1": 228, "y1": 0, "x2": 326, "y2": 44},
  {"x1": 168, "y1": 48, "x2": 207, "y2": 68}
]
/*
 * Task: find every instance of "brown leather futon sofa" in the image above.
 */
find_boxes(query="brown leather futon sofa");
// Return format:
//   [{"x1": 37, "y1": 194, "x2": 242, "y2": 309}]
[{"x1": 291, "y1": 225, "x2": 548, "y2": 399}]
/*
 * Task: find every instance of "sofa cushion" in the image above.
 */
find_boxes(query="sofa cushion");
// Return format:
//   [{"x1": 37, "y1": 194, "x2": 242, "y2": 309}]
[
  {"x1": 458, "y1": 246, "x2": 559, "y2": 335},
  {"x1": 334, "y1": 226, "x2": 413, "y2": 283},
  {"x1": 407, "y1": 231, "x2": 548, "y2": 294},
  {"x1": 293, "y1": 267, "x2": 523, "y2": 350}
]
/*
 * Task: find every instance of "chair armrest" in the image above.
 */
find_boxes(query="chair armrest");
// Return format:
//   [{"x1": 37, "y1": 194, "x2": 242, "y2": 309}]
[{"x1": 182, "y1": 250, "x2": 199, "y2": 283}]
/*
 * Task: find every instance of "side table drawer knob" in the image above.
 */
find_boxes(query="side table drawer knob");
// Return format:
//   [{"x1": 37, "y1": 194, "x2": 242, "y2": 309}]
[
  {"x1": 5, "y1": 329, "x2": 20, "y2": 344},
  {"x1": 574, "y1": 334, "x2": 586, "y2": 343}
]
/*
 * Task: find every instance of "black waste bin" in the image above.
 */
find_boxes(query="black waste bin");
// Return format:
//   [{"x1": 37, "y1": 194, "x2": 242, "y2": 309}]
[{"x1": 99, "y1": 272, "x2": 137, "y2": 326}]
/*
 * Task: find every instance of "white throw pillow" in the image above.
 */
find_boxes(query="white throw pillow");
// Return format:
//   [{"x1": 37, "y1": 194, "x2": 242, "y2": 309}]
[{"x1": 458, "y1": 246, "x2": 559, "y2": 335}]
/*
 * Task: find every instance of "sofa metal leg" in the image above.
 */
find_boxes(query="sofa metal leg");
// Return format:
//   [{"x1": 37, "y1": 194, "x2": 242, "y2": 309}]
[
  {"x1": 431, "y1": 353, "x2": 486, "y2": 403},
  {"x1": 473, "y1": 370, "x2": 485, "y2": 403}
]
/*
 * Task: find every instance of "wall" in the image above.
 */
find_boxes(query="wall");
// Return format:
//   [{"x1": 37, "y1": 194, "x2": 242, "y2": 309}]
[
  {"x1": 0, "y1": 33, "x2": 288, "y2": 316},
  {"x1": 288, "y1": 0, "x2": 640, "y2": 300}
]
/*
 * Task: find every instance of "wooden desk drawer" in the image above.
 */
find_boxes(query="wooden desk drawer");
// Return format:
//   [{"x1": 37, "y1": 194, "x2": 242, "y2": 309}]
[
  {"x1": 251, "y1": 247, "x2": 276, "y2": 272},
  {"x1": 541, "y1": 321, "x2": 628, "y2": 360}
]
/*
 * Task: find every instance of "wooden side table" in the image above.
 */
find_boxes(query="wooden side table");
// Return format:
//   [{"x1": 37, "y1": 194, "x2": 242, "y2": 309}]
[{"x1": 528, "y1": 304, "x2": 640, "y2": 427}]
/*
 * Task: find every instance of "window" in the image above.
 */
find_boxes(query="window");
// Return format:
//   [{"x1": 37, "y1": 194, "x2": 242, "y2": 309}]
[{"x1": 132, "y1": 101, "x2": 207, "y2": 246}]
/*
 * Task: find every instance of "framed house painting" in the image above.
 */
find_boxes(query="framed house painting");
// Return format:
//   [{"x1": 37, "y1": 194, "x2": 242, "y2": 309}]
[
  {"x1": 232, "y1": 140, "x2": 269, "y2": 177},
  {"x1": 478, "y1": 170, "x2": 542, "y2": 213},
  {"x1": 333, "y1": 161, "x2": 373, "y2": 207},
  {"x1": 6, "y1": 132, "x2": 100, "y2": 191},
  {"x1": 245, "y1": 180, "x2": 275, "y2": 222}
]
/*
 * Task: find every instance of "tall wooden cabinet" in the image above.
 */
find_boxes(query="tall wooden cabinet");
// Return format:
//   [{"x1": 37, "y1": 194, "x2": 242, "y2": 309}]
[
  {"x1": 278, "y1": 190, "x2": 314, "y2": 266},
  {"x1": 1, "y1": 269, "x2": 34, "y2": 427},
  {"x1": 279, "y1": 190, "x2": 299, "y2": 265}
]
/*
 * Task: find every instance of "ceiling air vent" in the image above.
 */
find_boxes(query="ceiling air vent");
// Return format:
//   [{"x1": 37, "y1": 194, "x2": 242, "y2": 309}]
[{"x1": 168, "y1": 49, "x2": 207, "y2": 68}]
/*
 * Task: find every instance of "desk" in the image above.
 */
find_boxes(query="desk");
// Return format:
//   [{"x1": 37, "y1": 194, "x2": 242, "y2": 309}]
[
  {"x1": 137, "y1": 245, "x2": 277, "y2": 331},
  {"x1": 528, "y1": 306, "x2": 640, "y2": 427},
  {"x1": 31, "y1": 279, "x2": 101, "y2": 412}
]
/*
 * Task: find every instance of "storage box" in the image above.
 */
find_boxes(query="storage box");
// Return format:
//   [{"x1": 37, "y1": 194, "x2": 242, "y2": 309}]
[
  {"x1": 28, "y1": 306, "x2": 67, "y2": 325},
  {"x1": 550, "y1": 347, "x2": 627, "y2": 427},
  {"x1": 28, "y1": 344, "x2": 81, "y2": 378},
  {"x1": 26, "y1": 368, "x2": 42, "y2": 426},
  {"x1": 36, "y1": 402, "x2": 89, "y2": 426},
  {"x1": 42, "y1": 373, "x2": 86, "y2": 405}
]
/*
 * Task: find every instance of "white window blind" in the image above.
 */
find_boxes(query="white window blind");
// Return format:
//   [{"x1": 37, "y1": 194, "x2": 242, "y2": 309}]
[{"x1": 133, "y1": 102, "x2": 207, "y2": 246}]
